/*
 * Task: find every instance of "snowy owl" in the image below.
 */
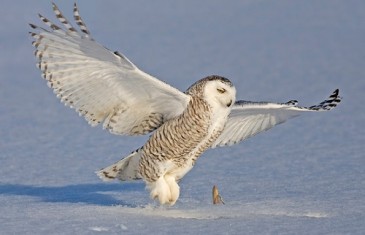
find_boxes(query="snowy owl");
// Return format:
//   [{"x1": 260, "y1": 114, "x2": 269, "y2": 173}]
[{"x1": 30, "y1": 3, "x2": 341, "y2": 205}]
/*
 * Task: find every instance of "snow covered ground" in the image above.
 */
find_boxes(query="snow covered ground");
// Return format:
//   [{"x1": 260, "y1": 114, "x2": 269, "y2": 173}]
[{"x1": 1, "y1": 0, "x2": 364, "y2": 234}]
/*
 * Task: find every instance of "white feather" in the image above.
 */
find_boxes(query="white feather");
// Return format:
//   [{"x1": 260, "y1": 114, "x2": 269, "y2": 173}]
[
  {"x1": 212, "y1": 90, "x2": 341, "y2": 148},
  {"x1": 30, "y1": 11, "x2": 190, "y2": 135}
]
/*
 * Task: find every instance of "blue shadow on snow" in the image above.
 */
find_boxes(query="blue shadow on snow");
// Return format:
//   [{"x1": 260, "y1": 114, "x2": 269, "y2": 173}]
[{"x1": 0, "y1": 182, "x2": 144, "y2": 207}]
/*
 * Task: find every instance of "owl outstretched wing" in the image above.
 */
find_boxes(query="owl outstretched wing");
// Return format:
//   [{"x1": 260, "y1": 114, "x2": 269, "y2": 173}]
[
  {"x1": 29, "y1": 3, "x2": 190, "y2": 135},
  {"x1": 212, "y1": 89, "x2": 341, "y2": 147}
]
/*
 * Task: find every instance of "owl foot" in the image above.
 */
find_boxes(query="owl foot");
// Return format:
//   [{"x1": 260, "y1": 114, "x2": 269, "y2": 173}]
[
  {"x1": 147, "y1": 176, "x2": 180, "y2": 206},
  {"x1": 165, "y1": 175, "x2": 180, "y2": 205}
]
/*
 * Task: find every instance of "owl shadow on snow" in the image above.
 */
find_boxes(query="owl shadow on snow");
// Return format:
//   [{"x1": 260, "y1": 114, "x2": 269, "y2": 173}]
[{"x1": 0, "y1": 182, "x2": 144, "y2": 207}]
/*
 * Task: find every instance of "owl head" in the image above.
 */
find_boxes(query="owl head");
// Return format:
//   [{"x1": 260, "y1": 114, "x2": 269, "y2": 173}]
[{"x1": 186, "y1": 75, "x2": 236, "y2": 110}]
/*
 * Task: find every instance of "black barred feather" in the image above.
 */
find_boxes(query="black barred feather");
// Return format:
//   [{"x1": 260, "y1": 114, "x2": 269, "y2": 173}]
[
  {"x1": 38, "y1": 14, "x2": 61, "y2": 31},
  {"x1": 73, "y1": 3, "x2": 91, "y2": 37},
  {"x1": 52, "y1": 2, "x2": 77, "y2": 33},
  {"x1": 309, "y1": 89, "x2": 341, "y2": 110}
]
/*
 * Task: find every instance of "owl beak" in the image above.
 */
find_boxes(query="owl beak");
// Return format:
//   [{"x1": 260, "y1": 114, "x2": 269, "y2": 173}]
[{"x1": 227, "y1": 99, "x2": 232, "y2": 107}]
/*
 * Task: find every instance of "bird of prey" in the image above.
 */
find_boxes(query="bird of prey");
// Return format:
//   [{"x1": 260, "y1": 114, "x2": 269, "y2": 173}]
[{"x1": 29, "y1": 3, "x2": 341, "y2": 205}]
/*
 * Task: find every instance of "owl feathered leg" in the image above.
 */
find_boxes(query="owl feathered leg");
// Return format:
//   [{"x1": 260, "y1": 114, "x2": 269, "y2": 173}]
[{"x1": 96, "y1": 148, "x2": 142, "y2": 181}]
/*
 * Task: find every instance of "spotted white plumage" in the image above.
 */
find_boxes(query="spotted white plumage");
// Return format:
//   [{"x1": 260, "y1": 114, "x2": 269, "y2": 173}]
[{"x1": 30, "y1": 3, "x2": 341, "y2": 205}]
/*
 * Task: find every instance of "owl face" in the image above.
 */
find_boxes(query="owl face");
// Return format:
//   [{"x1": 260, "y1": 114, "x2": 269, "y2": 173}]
[{"x1": 204, "y1": 79, "x2": 236, "y2": 110}]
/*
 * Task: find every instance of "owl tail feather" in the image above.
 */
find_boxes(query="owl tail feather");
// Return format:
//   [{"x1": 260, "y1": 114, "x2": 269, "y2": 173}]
[{"x1": 96, "y1": 148, "x2": 142, "y2": 181}]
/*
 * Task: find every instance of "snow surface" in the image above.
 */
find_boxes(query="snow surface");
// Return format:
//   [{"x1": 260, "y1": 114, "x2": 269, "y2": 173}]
[{"x1": 1, "y1": 0, "x2": 364, "y2": 234}]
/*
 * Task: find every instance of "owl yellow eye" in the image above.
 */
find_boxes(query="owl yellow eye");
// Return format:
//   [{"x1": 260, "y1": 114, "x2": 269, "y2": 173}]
[{"x1": 217, "y1": 88, "x2": 226, "y2": 94}]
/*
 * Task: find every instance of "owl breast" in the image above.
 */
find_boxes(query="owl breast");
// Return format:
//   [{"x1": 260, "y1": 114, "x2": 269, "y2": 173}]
[{"x1": 139, "y1": 97, "x2": 228, "y2": 182}]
